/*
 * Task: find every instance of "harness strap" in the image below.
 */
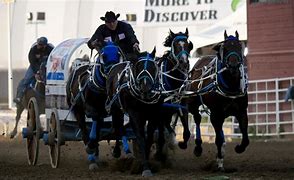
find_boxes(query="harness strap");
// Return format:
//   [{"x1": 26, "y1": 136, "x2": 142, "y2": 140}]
[
  {"x1": 64, "y1": 79, "x2": 89, "y2": 121},
  {"x1": 64, "y1": 69, "x2": 90, "y2": 121}
]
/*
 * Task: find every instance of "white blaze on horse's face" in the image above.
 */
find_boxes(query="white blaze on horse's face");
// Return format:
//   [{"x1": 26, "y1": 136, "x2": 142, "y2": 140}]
[
  {"x1": 179, "y1": 40, "x2": 188, "y2": 62},
  {"x1": 177, "y1": 40, "x2": 189, "y2": 68}
]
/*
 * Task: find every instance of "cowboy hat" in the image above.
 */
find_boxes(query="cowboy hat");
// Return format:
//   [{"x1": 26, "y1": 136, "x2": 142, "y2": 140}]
[{"x1": 100, "y1": 11, "x2": 120, "y2": 23}]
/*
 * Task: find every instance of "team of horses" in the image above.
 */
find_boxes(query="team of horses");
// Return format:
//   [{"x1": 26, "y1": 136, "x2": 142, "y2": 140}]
[{"x1": 11, "y1": 29, "x2": 249, "y2": 177}]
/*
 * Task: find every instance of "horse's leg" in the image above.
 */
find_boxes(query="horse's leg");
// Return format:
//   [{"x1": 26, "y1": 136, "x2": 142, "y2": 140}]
[
  {"x1": 163, "y1": 111, "x2": 178, "y2": 151},
  {"x1": 210, "y1": 113, "x2": 226, "y2": 171},
  {"x1": 86, "y1": 117, "x2": 102, "y2": 154},
  {"x1": 111, "y1": 109, "x2": 122, "y2": 158},
  {"x1": 188, "y1": 102, "x2": 203, "y2": 157},
  {"x1": 145, "y1": 120, "x2": 156, "y2": 160},
  {"x1": 87, "y1": 117, "x2": 103, "y2": 170},
  {"x1": 234, "y1": 109, "x2": 249, "y2": 153},
  {"x1": 129, "y1": 113, "x2": 152, "y2": 177},
  {"x1": 74, "y1": 108, "x2": 88, "y2": 145},
  {"x1": 10, "y1": 103, "x2": 25, "y2": 138},
  {"x1": 178, "y1": 108, "x2": 191, "y2": 149},
  {"x1": 111, "y1": 105, "x2": 131, "y2": 158},
  {"x1": 153, "y1": 118, "x2": 166, "y2": 162}
]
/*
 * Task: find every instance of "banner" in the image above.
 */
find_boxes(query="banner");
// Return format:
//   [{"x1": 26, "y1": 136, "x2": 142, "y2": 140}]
[{"x1": 143, "y1": 0, "x2": 245, "y2": 26}]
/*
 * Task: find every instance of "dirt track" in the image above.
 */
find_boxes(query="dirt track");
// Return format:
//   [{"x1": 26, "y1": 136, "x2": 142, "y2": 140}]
[{"x1": 1, "y1": 135, "x2": 294, "y2": 180}]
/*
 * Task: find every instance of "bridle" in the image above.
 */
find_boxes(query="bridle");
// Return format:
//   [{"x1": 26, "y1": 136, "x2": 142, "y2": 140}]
[
  {"x1": 168, "y1": 35, "x2": 190, "y2": 73},
  {"x1": 159, "y1": 35, "x2": 191, "y2": 102},
  {"x1": 129, "y1": 54, "x2": 161, "y2": 104}
]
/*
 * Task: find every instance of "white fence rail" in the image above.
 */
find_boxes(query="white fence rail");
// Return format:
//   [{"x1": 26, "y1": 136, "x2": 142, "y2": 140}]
[{"x1": 181, "y1": 77, "x2": 294, "y2": 140}]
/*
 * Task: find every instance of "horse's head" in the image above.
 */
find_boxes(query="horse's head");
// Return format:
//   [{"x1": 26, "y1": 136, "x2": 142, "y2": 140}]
[
  {"x1": 36, "y1": 61, "x2": 46, "y2": 84},
  {"x1": 213, "y1": 30, "x2": 244, "y2": 75},
  {"x1": 98, "y1": 41, "x2": 124, "y2": 74},
  {"x1": 210, "y1": 30, "x2": 247, "y2": 96},
  {"x1": 131, "y1": 47, "x2": 159, "y2": 99},
  {"x1": 163, "y1": 28, "x2": 193, "y2": 73}
]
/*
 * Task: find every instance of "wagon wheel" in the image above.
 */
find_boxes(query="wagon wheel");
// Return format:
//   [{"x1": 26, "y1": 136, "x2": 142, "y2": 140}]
[
  {"x1": 48, "y1": 108, "x2": 61, "y2": 168},
  {"x1": 26, "y1": 97, "x2": 41, "y2": 166}
]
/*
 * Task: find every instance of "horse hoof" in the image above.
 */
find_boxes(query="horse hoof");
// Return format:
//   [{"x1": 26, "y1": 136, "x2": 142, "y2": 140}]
[
  {"x1": 86, "y1": 146, "x2": 97, "y2": 155},
  {"x1": 235, "y1": 145, "x2": 245, "y2": 154},
  {"x1": 178, "y1": 142, "x2": 187, "y2": 149},
  {"x1": 193, "y1": 146, "x2": 202, "y2": 157},
  {"x1": 112, "y1": 147, "x2": 121, "y2": 158},
  {"x1": 142, "y1": 170, "x2": 153, "y2": 177},
  {"x1": 167, "y1": 142, "x2": 176, "y2": 151},
  {"x1": 10, "y1": 130, "x2": 17, "y2": 139},
  {"x1": 125, "y1": 153, "x2": 135, "y2": 160},
  {"x1": 154, "y1": 152, "x2": 167, "y2": 162},
  {"x1": 218, "y1": 166, "x2": 225, "y2": 172},
  {"x1": 89, "y1": 163, "x2": 98, "y2": 171},
  {"x1": 10, "y1": 134, "x2": 15, "y2": 139}
]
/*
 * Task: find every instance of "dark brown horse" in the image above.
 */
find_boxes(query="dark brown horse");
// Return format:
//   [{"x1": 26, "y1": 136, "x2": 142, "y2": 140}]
[
  {"x1": 106, "y1": 49, "x2": 162, "y2": 177},
  {"x1": 158, "y1": 28, "x2": 193, "y2": 150},
  {"x1": 186, "y1": 30, "x2": 249, "y2": 171},
  {"x1": 66, "y1": 42, "x2": 128, "y2": 170},
  {"x1": 10, "y1": 60, "x2": 46, "y2": 138}
]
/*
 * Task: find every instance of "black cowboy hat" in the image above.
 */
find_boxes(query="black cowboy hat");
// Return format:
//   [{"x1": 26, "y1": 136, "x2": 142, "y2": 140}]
[{"x1": 100, "y1": 11, "x2": 120, "y2": 23}]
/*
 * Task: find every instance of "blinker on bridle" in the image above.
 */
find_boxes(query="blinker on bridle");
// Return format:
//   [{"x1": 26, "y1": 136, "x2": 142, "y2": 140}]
[
  {"x1": 219, "y1": 36, "x2": 243, "y2": 67},
  {"x1": 135, "y1": 53, "x2": 158, "y2": 87},
  {"x1": 171, "y1": 35, "x2": 190, "y2": 61}
]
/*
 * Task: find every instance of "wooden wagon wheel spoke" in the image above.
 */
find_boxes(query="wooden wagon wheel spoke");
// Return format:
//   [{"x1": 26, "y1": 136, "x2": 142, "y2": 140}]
[
  {"x1": 49, "y1": 108, "x2": 61, "y2": 168},
  {"x1": 26, "y1": 97, "x2": 41, "y2": 166}
]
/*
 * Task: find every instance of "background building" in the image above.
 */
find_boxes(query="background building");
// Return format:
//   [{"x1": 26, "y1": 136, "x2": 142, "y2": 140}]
[
  {"x1": 0, "y1": 0, "x2": 246, "y2": 103},
  {"x1": 247, "y1": 0, "x2": 294, "y2": 80}
]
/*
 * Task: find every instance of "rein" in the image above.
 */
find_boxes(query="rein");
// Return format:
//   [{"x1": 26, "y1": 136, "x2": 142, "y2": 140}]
[
  {"x1": 159, "y1": 55, "x2": 189, "y2": 98},
  {"x1": 183, "y1": 56, "x2": 247, "y2": 99},
  {"x1": 159, "y1": 35, "x2": 191, "y2": 103}
]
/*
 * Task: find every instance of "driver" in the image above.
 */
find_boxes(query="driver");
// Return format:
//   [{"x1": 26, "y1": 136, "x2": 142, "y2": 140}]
[
  {"x1": 13, "y1": 37, "x2": 54, "y2": 104},
  {"x1": 87, "y1": 11, "x2": 140, "y2": 61}
]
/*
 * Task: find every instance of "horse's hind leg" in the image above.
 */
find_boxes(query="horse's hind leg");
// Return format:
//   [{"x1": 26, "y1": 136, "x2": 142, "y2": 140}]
[
  {"x1": 178, "y1": 109, "x2": 191, "y2": 149},
  {"x1": 129, "y1": 115, "x2": 152, "y2": 177},
  {"x1": 10, "y1": 103, "x2": 25, "y2": 138},
  {"x1": 164, "y1": 113, "x2": 177, "y2": 150},
  {"x1": 189, "y1": 103, "x2": 203, "y2": 157},
  {"x1": 211, "y1": 113, "x2": 226, "y2": 171},
  {"x1": 155, "y1": 119, "x2": 166, "y2": 162},
  {"x1": 111, "y1": 106, "x2": 131, "y2": 158},
  {"x1": 74, "y1": 109, "x2": 88, "y2": 145},
  {"x1": 234, "y1": 110, "x2": 249, "y2": 154},
  {"x1": 86, "y1": 117, "x2": 102, "y2": 155},
  {"x1": 87, "y1": 117, "x2": 103, "y2": 171}
]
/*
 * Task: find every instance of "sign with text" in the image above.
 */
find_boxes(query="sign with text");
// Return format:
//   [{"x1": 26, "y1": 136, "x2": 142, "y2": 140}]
[{"x1": 143, "y1": 0, "x2": 245, "y2": 26}]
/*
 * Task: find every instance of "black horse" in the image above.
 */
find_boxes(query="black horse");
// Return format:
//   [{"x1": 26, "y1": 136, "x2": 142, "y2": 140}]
[
  {"x1": 66, "y1": 42, "x2": 129, "y2": 170},
  {"x1": 10, "y1": 60, "x2": 46, "y2": 138},
  {"x1": 158, "y1": 28, "x2": 193, "y2": 150},
  {"x1": 106, "y1": 48, "x2": 163, "y2": 177},
  {"x1": 186, "y1": 30, "x2": 249, "y2": 171}
]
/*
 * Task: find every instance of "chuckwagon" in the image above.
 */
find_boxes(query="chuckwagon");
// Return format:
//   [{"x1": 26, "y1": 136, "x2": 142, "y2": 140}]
[{"x1": 22, "y1": 38, "x2": 133, "y2": 168}]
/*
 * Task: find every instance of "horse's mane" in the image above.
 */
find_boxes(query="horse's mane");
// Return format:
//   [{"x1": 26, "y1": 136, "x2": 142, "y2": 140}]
[
  {"x1": 162, "y1": 51, "x2": 170, "y2": 59},
  {"x1": 163, "y1": 32, "x2": 188, "y2": 47}
]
